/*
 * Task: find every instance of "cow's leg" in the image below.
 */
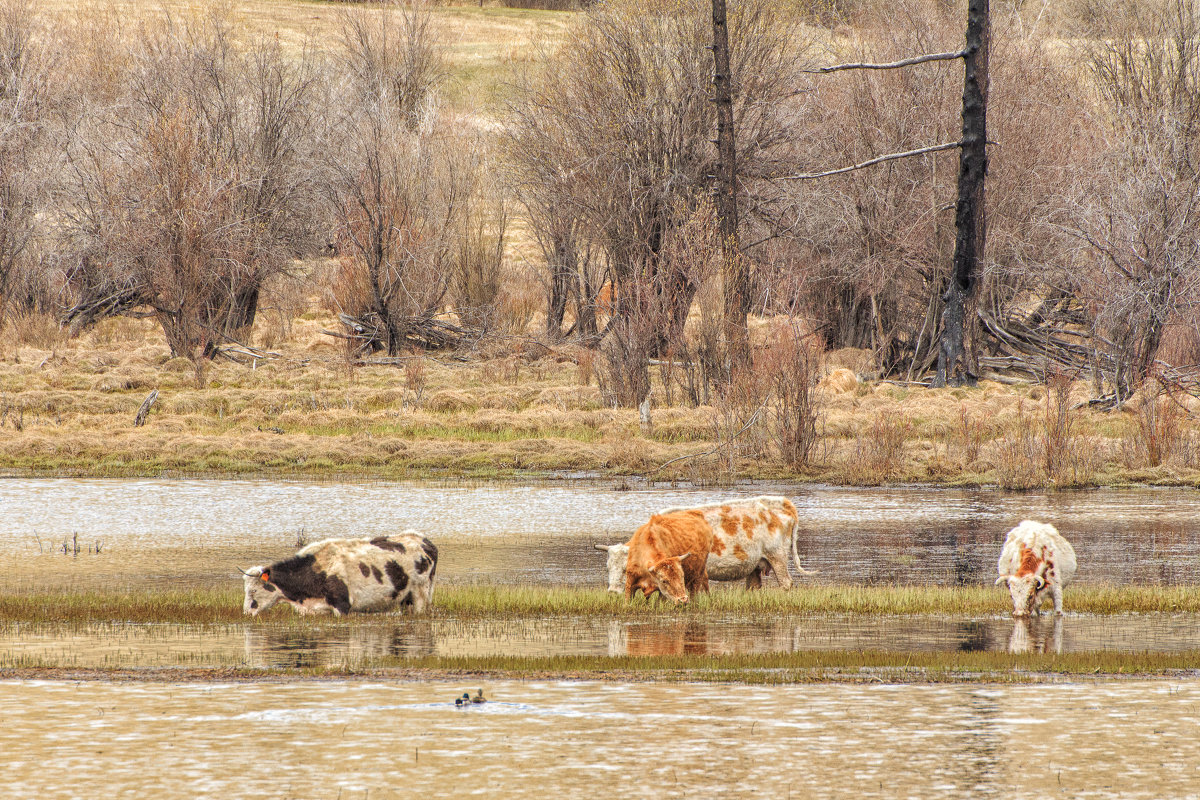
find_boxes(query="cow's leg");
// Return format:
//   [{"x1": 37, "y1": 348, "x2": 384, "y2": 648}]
[
  {"x1": 690, "y1": 571, "x2": 710, "y2": 596},
  {"x1": 1051, "y1": 584, "x2": 1064, "y2": 615},
  {"x1": 744, "y1": 567, "x2": 763, "y2": 590},
  {"x1": 329, "y1": 595, "x2": 352, "y2": 616},
  {"x1": 765, "y1": 552, "x2": 793, "y2": 589},
  {"x1": 409, "y1": 588, "x2": 427, "y2": 614}
]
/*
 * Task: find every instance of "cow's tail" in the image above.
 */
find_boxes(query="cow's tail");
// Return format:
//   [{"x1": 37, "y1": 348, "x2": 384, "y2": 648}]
[{"x1": 789, "y1": 514, "x2": 818, "y2": 576}]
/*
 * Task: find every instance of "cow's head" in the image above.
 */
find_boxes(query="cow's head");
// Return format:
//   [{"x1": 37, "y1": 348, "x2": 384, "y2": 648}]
[
  {"x1": 648, "y1": 553, "x2": 692, "y2": 604},
  {"x1": 242, "y1": 566, "x2": 282, "y2": 616},
  {"x1": 996, "y1": 573, "x2": 1045, "y2": 617},
  {"x1": 594, "y1": 543, "x2": 630, "y2": 593}
]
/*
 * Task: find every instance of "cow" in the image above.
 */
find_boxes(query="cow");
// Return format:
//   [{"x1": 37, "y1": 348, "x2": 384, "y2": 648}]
[
  {"x1": 595, "y1": 495, "x2": 814, "y2": 593},
  {"x1": 241, "y1": 532, "x2": 437, "y2": 617},
  {"x1": 995, "y1": 520, "x2": 1076, "y2": 617},
  {"x1": 624, "y1": 509, "x2": 713, "y2": 604}
]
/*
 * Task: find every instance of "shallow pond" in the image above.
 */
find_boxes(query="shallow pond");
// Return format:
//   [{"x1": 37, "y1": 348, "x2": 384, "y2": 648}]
[
  {"x1": 4, "y1": 479, "x2": 1200, "y2": 591},
  {"x1": 3, "y1": 678, "x2": 1199, "y2": 799}
]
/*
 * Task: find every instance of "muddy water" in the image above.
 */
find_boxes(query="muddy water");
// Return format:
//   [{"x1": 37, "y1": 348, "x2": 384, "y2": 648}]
[
  {"x1": 4, "y1": 479, "x2": 1200, "y2": 590},
  {"x1": 2, "y1": 678, "x2": 1198, "y2": 799}
]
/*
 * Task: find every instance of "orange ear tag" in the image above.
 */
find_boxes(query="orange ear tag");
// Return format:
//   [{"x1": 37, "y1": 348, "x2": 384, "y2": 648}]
[{"x1": 261, "y1": 573, "x2": 270, "y2": 582}]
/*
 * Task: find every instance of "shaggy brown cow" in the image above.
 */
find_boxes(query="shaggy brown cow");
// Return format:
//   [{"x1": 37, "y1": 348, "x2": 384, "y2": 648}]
[{"x1": 624, "y1": 510, "x2": 714, "y2": 604}]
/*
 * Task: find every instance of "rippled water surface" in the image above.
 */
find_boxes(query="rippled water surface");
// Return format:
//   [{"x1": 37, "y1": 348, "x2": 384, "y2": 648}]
[
  {"x1": 3, "y1": 678, "x2": 1199, "y2": 799},
  {"x1": 4, "y1": 479, "x2": 1200, "y2": 589}
]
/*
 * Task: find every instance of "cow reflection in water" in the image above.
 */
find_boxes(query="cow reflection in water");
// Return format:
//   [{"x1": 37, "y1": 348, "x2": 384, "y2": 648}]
[
  {"x1": 1007, "y1": 616, "x2": 1064, "y2": 654},
  {"x1": 243, "y1": 623, "x2": 435, "y2": 669},
  {"x1": 607, "y1": 621, "x2": 710, "y2": 657}
]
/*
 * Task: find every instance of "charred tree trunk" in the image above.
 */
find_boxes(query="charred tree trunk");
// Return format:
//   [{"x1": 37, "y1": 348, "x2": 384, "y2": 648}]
[
  {"x1": 712, "y1": 0, "x2": 749, "y2": 372},
  {"x1": 934, "y1": 0, "x2": 990, "y2": 388},
  {"x1": 545, "y1": 233, "x2": 573, "y2": 341}
]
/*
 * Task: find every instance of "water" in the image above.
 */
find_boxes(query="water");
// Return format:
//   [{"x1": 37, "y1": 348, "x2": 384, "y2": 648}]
[
  {"x1": 1, "y1": 613, "x2": 1196, "y2": 670},
  {"x1": 2, "y1": 678, "x2": 1198, "y2": 799},
  {"x1": 3, "y1": 479, "x2": 1200, "y2": 662},
  {"x1": 4, "y1": 479, "x2": 1200, "y2": 589}
]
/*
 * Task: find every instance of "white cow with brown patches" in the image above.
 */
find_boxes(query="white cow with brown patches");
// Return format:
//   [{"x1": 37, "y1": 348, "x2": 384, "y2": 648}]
[
  {"x1": 995, "y1": 520, "x2": 1076, "y2": 617},
  {"x1": 595, "y1": 496, "x2": 816, "y2": 592}
]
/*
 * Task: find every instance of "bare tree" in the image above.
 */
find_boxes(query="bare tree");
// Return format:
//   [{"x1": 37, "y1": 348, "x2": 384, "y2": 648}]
[
  {"x1": 506, "y1": 0, "x2": 808, "y2": 403},
  {"x1": 61, "y1": 10, "x2": 324, "y2": 359},
  {"x1": 0, "y1": 0, "x2": 50, "y2": 327},
  {"x1": 1061, "y1": 0, "x2": 1200, "y2": 399},
  {"x1": 771, "y1": 0, "x2": 1090, "y2": 379},
  {"x1": 324, "y1": 3, "x2": 499, "y2": 355}
]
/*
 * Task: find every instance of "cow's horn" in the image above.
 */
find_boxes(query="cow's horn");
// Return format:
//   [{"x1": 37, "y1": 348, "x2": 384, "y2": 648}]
[
  {"x1": 1035, "y1": 575, "x2": 1046, "y2": 589},
  {"x1": 594, "y1": 543, "x2": 611, "y2": 552},
  {"x1": 676, "y1": 552, "x2": 692, "y2": 561},
  {"x1": 237, "y1": 566, "x2": 250, "y2": 576},
  {"x1": 995, "y1": 576, "x2": 1009, "y2": 585}
]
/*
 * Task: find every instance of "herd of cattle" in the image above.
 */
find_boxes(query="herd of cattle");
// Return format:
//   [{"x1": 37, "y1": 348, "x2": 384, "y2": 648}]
[{"x1": 240, "y1": 495, "x2": 1077, "y2": 619}]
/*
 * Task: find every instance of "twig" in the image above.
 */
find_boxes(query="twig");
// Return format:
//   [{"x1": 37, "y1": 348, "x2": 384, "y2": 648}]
[
  {"x1": 805, "y1": 49, "x2": 968, "y2": 74},
  {"x1": 647, "y1": 398, "x2": 769, "y2": 476},
  {"x1": 780, "y1": 141, "x2": 962, "y2": 180}
]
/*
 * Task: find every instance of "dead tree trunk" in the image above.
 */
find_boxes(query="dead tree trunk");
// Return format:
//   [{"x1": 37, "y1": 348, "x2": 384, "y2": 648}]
[
  {"x1": 712, "y1": 0, "x2": 749, "y2": 372},
  {"x1": 934, "y1": 0, "x2": 990, "y2": 388}
]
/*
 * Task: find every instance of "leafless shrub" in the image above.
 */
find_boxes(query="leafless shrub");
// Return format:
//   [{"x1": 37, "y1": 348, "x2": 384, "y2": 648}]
[
  {"x1": 1123, "y1": 390, "x2": 1187, "y2": 468},
  {"x1": 711, "y1": 364, "x2": 772, "y2": 477},
  {"x1": 506, "y1": 0, "x2": 809, "y2": 382},
  {"x1": 1042, "y1": 372, "x2": 1075, "y2": 481},
  {"x1": 848, "y1": 412, "x2": 910, "y2": 483},
  {"x1": 766, "y1": 321, "x2": 824, "y2": 469},
  {"x1": 1060, "y1": 0, "x2": 1200, "y2": 398},
  {"x1": 335, "y1": 1, "x2": 445, "y2": 129},
  {"x1": 0, "y1": 0, "x2": 53, "y2": 328},
  {"x1": 404, "y1": 354, "x2": 427, "y2": 405},
  {"x1": 325, "y1": 4, "x2": 503, "y2": 355},
  {"x1": 60, "y1": 10, "x2": 324, "y2": 363},
  {"x1": 956, "y1": 404, "x2": 989, "y2": 464},
  {"x1": 994, "y1": 401, "x2": 1042, "y2": 489}
]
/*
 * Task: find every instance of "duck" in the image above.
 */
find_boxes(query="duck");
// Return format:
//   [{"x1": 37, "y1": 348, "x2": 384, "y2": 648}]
[
  {"x1": 471, "y1": 688, "x2": 486, "y2": 704},
  {"x1": 455, "y1": 692, "x2": 471, "y2": 707}
]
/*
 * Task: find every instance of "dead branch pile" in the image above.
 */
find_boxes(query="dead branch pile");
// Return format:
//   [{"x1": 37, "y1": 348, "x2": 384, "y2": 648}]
[{"x1": 324, "y1": 312, "x2": 477, "y2": 356}]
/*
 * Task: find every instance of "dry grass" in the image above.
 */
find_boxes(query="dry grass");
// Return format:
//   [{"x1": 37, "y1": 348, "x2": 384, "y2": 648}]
[
  {"x1": 36, "y1": 0, "x2": 571, "y2": 114},
  {"x1": 5, "y1": 308, "x2": 1200, "y2": 485}
]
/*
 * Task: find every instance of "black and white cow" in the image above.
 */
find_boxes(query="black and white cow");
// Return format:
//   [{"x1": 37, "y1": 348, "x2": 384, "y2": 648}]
[{"x1": 242, "y1": 532, "x2": 437, "y2": 616}]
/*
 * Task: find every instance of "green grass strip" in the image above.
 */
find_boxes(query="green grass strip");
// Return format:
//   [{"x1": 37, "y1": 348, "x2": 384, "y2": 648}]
[{"x1": 2, "y1": 584, "x2": 1199, "y2": 624}]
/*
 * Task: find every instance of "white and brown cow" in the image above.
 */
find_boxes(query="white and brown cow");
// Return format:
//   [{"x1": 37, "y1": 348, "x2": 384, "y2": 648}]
[
  {"x1": 242, "y1": 532, "x2": 437, "y2": 616},
  {"x1": 995, "y1": 520, "x2": 1076, "y2": 617},
  {"x1": 596, "y1": 495, "x2": 814, "y2": 592}
]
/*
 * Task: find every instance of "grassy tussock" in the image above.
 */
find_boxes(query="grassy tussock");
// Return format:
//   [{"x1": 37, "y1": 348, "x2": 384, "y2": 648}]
[{"x1": 3, "y1": 585, "x2": 1199, "y2": 625}]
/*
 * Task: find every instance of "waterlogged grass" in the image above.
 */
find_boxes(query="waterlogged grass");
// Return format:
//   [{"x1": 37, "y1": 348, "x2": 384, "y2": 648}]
[
  {"x1": 3, "y1": 651, "x2": 1198, "y2": 683},
  {"x1": 354, "y1": 650, "x2": 1200, "y2": 683},
  {"x1": 3, "y1": 584, "x2": 1200, "y2": 625}
]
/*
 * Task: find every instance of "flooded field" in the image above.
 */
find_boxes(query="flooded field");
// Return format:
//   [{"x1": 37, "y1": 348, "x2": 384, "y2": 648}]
[
  {"x1": 3, "y1": 613, "x2": 1200, "y2": 669},
  {"x1": 3, "y1": 678, "x2": 1199, "y2": 799},
  {"x1": 4, "y1": 479, "x2": 1200, "y2": 591},
  {"x1": 3, "y1": 479, "x2": 1200, "y2": 666}
]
